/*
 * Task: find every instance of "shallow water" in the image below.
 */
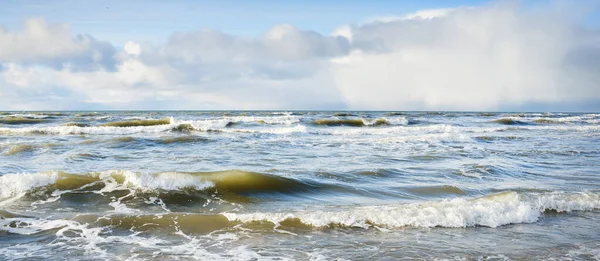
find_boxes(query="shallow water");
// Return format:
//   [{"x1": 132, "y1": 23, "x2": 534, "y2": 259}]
[{"x1": 0, "y1": 111, "x2": 599, "y2": 260}]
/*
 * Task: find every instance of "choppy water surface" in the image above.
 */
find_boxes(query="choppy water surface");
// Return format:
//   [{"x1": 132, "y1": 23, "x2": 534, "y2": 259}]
[{"x1": 0, "y1": 111, "x2": 599, "y2": 260}]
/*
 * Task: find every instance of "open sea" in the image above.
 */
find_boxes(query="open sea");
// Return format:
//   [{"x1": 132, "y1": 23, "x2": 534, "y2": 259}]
[{"x1": 0, "y1": 111, "x2": 598, "y2": 260}]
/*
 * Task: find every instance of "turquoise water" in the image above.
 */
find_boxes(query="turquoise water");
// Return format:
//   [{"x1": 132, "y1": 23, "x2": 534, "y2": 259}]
[{"x1": 0, "y1": 111, "x2": 599, "y2": 260}]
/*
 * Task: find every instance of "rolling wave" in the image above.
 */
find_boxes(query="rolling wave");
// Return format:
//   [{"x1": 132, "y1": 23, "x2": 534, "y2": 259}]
[
  {"x1": 532, "y1": 116, "x2": 600, "y2": 124},
  {"x1": 0, "y1": 170, "x2": 320, "y2": 203},
  {"x1": 495, "y1": 115, "x2": 599, "y2": 125},
  {"x1": 3, "y1": 144, "x2": 38, "y2": 156},
  {"x1": 224, "y1": 191, "x2": 600, "y2": 229},
  {"x1": 0, "y1": 123, "x2": 177, "y2": 135},
  {"x1": 0, "y1": 116, "x2": 48, "y2": 125},
  {"x1": 99, "y1": 118, "x2": 172, "y2": 127},
  {"x1": 155, "y1": 135, "x2": 211, "y2": 144},
  {"x1": 311, "y1": 117, "x2": 407, "y2": 127},
  {"x1": 1, "y1": 191, "x2": 598, "y2": 238},
  {"x1": 492, "y1": 118, "x2": 528, "y2": 125},
  {"x1": 0, "y1": 114, "x2": 597, "y2": 138},
  {"x1": 1, "y1": 122, "x2": 597, "y2": 137}
]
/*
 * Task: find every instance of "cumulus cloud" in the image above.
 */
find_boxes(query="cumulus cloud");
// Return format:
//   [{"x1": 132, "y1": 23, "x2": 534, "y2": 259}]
[
  {"x1": 332, "y1": 2, "x2": 600, "y2": 110},
  {"x1": 144, "y1": 25, "x2": 349, "y2": 83},
  {"x1": 0, "y1": 19, "x2": 345, "y2": 109},
  {"x1": 0, "y1": 1, "x2": 599, "y2": 111},
  {"x1": 264, "y1": 24, "x2": 350, "y2": 60},
  {"x1": 0, "y1": 18, "x2": 116, "y2": 70}
]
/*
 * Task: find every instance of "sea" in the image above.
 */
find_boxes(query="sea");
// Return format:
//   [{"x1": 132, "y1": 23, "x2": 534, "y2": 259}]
[{"x1": 0, "y1": 111, "x2": 598, "y2": 260}]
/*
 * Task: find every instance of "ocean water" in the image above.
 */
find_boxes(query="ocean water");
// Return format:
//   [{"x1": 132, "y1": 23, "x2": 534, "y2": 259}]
[{"x1": 0, "y1": 111, "x2": 598, "y2": 260}]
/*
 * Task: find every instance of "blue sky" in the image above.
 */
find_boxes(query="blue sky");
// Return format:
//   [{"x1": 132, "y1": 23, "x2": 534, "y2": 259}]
[
  {"x1": 1, "y1": 0, "x2": 539, "y2": 44},
  {"x1": 0, "y1": 0, "x2": 599, "y2": 111}
]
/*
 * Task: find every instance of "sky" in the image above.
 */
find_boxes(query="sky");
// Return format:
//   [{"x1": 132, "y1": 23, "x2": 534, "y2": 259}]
[{"x1": 0, "y1": 0, "x2": 599, "y2": 111}]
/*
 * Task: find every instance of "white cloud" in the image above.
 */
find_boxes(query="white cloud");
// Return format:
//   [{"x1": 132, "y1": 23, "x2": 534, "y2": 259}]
[
  {"x1": 332, "y1": 2, "x2": 600, "y2": 110},
  {"x1": 364, "y1": 8, "x2": 454, "y2": 24},
  {"x1": 123, "y1": 41, "x2": 142, "y2": 57},
  {"x1": 0, "y1": 22, "x2": 344, "y2": 110},
  {"x1": 402, "y1": 8, "x2": 454, "y2": 20},
  {"x1": 0, "y1": 19, "x2": 347, "y2": 110},
  {"x1": 263, "y1": 24, "x2": 350, "y2": 60},
  {"x1": 0, "y1": 1, "x2": 599, "y2": 111},
  {"x1": 0, "y1": 18, "x2": 116, "y2": 70}
]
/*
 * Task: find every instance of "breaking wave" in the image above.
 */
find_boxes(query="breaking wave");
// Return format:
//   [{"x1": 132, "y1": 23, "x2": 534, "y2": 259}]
[
  {"x1": 532, "y1": 116, "x2": 600, "y2": 124},
  {"x1": 0, "y1": 122, "x2": 178, "y2": 135},
  {"x1": 99, "y1": 118, "x2": 172, "y2": 127},
  {"x1": 0, "y1": 170, "x2": 320, "y2": 203},
  {"x1": 224, "y1": 191, "x2": 600, "y2": 229},
  {"x1": 0, "y1": 115, "x2": 597, "y2": 137},
  {"x1": 0, "y1": 116, "x2": 48, "y2": 125},
  {"x1": 1, "y1": 191, "x2": 598, "y2": 236},
  {"x1": 494, "y1": 114, "x2": 599, "y2": 125},
  {"x1": 312, "y1": 117, "x2": 407, "y2": 127},
  {"x1": 492, "y1": 118, "x2": 528, "y2": 125}
]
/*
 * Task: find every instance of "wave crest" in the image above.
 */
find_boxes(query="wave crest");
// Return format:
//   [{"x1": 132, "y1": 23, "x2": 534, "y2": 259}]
[
  {"x1": 1, "y1": 191, "x2": 598, "y2": 237},
  {"x1": 0, "y1": 116, "x2": 47, "y2": 125},
  {"x1": 224, "y1": 191, "x2": 600, "y2": 228},
  {"x1": 312, "y1": 118, "x2": 398, "y2": 127},
  {"x1": 100, "y1": 118, "x2": 171, "y2": 127},
  {"x1": 0, "y1": 170, "x2": 316, "y2": 203},
  {"x1": 492, "y1": 118, "x2": 528, "y2": 125}
]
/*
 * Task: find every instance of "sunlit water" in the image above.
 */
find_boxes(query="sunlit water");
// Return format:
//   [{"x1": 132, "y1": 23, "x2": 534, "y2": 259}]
[{"x1": 0, "y1": 111, "x2": 599, "y2": 260}]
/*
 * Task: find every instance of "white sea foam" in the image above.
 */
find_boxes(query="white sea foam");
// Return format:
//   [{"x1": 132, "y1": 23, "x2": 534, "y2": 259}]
[
  {"x1": 376, "y1": 131, "x2": 473, "y2": 144},
  {"x1": 0, "y1": 116, "x2": 598, "y2": 137},
  {"x1": 0, "y1": 124, "x2": 177, "y2": 135},
  {"x1": 231, "y1": 115, "x2": 300, "y2": 125},
  {"x1": 0, "y1": 217, "x2": 80, "y2": 235},
  {"x1": 0, "y1": 115, "x2": 301, "y2": 135},
  {"x1": 307, "y1": 124, "x2": 459, "y2": 136},
  {"x1": 187, "y1": 115, "x2": 300, "y2": 131},
  {"x1": 5, "y1": 113, "x2": 53, "y2": 119},
  {"x1": 1, "y1": 191, "x2": 598, "y2": 260},
  {"x1": 0, "y1": 215, "x2": 281, "y2": 260},
  {"x1": 353, "y1": 117, "x2": 409, "y2": 126},
  {"x1": 223, "y1": 191, "x2": 600, "y2": 228},
  {"x1": 0, "y1": 172, "x2": 59, "y2": 200},
  {"x1": 530, "y1": 115, "x2": 600, "y2": 124},
  {"x1": 220, "y1": 125, "x2": 308, "y2": 135},
  {"x1": 0, "y1": 216, "x2": 114, "y2": 258},
  {"x1": 0, "y1": 171, "x2": 214, "y2": 203},
  {"x1": 384, "y1": 117, "x2": 410, "y2": 125},
  {"x1": 186, "y1": 119, "x2": 233, "y2": 131},
  {"x1": 108, "y1": 170, "x2": 214, "y2": 191}
]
